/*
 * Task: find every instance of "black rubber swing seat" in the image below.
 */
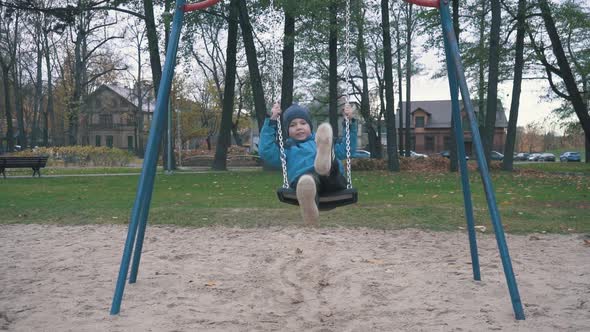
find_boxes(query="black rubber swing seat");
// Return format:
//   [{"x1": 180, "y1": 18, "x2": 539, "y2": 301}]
[{"x1": 276, "y1": 187, "x2": 358, "y2": 211}]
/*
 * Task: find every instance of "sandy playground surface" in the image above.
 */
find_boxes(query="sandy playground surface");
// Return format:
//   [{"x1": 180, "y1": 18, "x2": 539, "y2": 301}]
[{"x1": 0, "y1": 224, "x2": 589, "y2": 331}]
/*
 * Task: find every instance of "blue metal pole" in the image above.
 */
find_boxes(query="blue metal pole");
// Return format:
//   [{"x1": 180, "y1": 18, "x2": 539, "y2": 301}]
[
  {"x1": 442, "y1": 30, "x2": 481, "y2": 281},
  {"x1": 128, "y1": 173, "x2": 156, "y2": 283},
  {"x1": 110, "y1": 0, "x2": 186, "y2": 315},
  {"x1": 439, "y1": 1, "x2": 525, "y2": 320},
  {"x1": 166, "y1": 99, "x2": 173, "y2": 174}
]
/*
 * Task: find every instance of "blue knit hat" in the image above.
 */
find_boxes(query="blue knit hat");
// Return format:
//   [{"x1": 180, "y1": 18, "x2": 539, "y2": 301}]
[{"x1": 282, "y1": 104, "x2": 313, "y2": 131}]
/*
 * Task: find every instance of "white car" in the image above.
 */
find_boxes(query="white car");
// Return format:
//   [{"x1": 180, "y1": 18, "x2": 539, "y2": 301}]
[
  {"x1": 400, "y1": 150, "x2": 428, "y2": 158},
  {"x1": 410, "y1": 151, "x2": 428, "y2": 158}
]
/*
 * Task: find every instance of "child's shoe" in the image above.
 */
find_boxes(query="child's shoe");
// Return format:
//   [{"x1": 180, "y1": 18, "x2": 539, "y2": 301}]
[
  {"x1": 296, "y1": 175, "x2": 319, "y2": 226},
  {"x1": 314, "y1": 123, "x2": 333, "y2": 176}
]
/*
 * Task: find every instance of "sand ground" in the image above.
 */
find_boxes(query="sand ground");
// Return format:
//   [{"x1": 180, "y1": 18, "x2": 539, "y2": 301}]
[{"x1": 1, "y1": 224, "x2": 589, "y2": 331}]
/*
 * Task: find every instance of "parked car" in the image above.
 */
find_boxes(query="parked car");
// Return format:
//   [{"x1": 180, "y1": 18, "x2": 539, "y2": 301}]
[
  {"x1": 560, "y1": 151, "x2": 581, "y2": 162},
  {"x1": 353, "y1": 150, "x2": 371, "y2": 158},
  {"x1": 538, "y1": 153, "x2": 556, "y2": 162},
  {"x1": 490, "y1": 151, "x2": 504, "y2": 161},
  {"x1": 513, "y1": 152, "x2": 530, "y2": 161},
  {"x1": 400, "y1": 150, "x2": 428, "y2": 158},
  {"x1": 528, "y1": 153, "x2": 542, "y2": 161},
  {"x1": 439, "y1": 150, "x2": 469, "y2": 160}
]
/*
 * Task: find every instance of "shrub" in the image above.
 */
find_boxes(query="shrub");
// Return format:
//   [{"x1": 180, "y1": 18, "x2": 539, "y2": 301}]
[
  {"x1": 350, "y1": 158, "x2": 387, "y2": 171},
  {"x1": 14, "y1": 146, "x2": 134, "y2": 167}
]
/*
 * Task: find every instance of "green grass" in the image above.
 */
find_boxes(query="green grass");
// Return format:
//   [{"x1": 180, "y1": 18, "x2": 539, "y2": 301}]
[
  {"x1": 0, "y1": 166, "x2": 234, "y2": 176},
  {"x1": 516, "y1": 161, "x2": 590, "y2": 174},
  {"x1": 1, "y1": 169, "x2": 588, "y2": 234},
  {"x1": 3, "y1": 166, "x2": 143, "y2": 176}
]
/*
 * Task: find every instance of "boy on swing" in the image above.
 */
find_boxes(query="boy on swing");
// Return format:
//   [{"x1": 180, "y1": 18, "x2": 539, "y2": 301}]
[{"x1": 259, "y1": 102, "x2": 357, "y2": 226}]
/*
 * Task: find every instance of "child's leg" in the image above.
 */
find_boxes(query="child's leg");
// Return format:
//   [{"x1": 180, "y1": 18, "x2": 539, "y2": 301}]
[
  {"x1": 295, "y1": 174, "x2": 319, "y2": 226},
  {"x1": 314, "y1": 123, "x2": 333, "y2": 176},
  {"x1": 318, "y1": 161, "x2": 348, "y2": 193}
]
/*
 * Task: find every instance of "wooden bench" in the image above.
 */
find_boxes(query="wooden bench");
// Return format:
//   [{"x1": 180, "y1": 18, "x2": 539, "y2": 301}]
[{"x1": 0, "y1": 156, "x2": 49, "y2": 178}]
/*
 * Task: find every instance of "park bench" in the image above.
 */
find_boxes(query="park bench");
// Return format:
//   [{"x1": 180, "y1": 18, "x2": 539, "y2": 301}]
[{"x1": 0, "y1": 156, "x2": 49, "y2": 178}]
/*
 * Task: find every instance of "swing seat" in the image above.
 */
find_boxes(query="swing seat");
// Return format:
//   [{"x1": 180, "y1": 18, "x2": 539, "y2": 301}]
[{"x1": 276, "y1": 187, "x2": 358, "y2": 211}]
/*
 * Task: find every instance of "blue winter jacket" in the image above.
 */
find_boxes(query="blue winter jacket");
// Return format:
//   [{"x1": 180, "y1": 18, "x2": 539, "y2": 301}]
[{"x1": 259, "y1": 118, "x2": 358, "y2": 187}]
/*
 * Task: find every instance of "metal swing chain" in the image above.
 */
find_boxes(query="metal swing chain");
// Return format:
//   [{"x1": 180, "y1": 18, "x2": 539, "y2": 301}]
[
  {"x1": 344, "y1": 0, "x2": 353, "y2": 189},
  {"x1": 268, "y1": 0, "x2": 289, "y2": 189},
  {"x1": 276, "y1": 119, "x2": 289, "y2": 189}
]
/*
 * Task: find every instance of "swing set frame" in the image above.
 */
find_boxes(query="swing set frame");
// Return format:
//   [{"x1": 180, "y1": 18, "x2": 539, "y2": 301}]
[{"x1": 110, "y1": 0, "x2": 525, "y2": 321}]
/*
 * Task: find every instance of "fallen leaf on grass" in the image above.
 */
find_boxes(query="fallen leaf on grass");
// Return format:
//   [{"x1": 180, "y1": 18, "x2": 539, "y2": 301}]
[
  {"x1": 205, "y1": 281, "x2": 217, "y2": 287},
  {"x1": 475, "y1": 225, "x2": 487, "y2": 233}
]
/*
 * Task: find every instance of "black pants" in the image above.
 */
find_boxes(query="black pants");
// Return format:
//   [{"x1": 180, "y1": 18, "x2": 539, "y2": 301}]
[{"x1": 292, "y1": 160, "x2": 347, "y2": 195}]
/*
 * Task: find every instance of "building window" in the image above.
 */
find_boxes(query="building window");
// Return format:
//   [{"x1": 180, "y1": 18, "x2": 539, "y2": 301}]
[
  {"x1": 100, "y1": 114, "x2": 113, "y2": 127},
  {"x1": 425, "y1": 136, "x2": 435, "y2": 151},
  {"x1": 128, "y1": 136, "x2": 134, "y2": 150},
  {"x1": 415, "y1": 116, "x2": 425, "y2": 128},
  {"x1": 444, "y1": 136, "x2": 451, "y2": 150},
  {"x1": 127, "y1": 114, "x2": 136, "y2": 125},
  {"x1": 462, "y1": 116, "x2": 471, "y2": 131},
  {"x1": 106, "y1": 135, "x2": 114, "y2": 148},
  {"x1": 95, "y1": 135, "x2": 101, "y2": 147}
]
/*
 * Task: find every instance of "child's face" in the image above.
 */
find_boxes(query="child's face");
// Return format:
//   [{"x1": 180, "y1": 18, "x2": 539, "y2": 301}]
[{"x1": 288, "y1": 118, "x2": 311, "y2": 141}]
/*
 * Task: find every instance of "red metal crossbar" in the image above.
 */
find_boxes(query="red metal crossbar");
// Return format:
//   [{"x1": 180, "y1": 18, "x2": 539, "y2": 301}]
[
  {"x1": 183, "y1": 0, "x2": 221, "y2": 12},
  {"x1": 405, "y1": 0, "x2": 440, "y2": 8}
]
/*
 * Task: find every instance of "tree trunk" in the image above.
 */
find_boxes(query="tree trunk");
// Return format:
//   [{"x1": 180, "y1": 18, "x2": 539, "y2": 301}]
[
  {"x1": 68, "y1": 14, "x2": 86, "y2": 146},
  {"x1": 404, "y1": 2, "x2": 412, "y2": 157},
  {"x1": 143, "y1": 0, "x2": 162, "y2": 94},
  {"x1": 13, "y1": 58, "x2": 26, "y2": 149},
  {"x1": 238, "y1": 0, "x2": 267, "y2": 132},
  {"x1": 539, "y1": 0, "x2": 590, "y2": 163},
  {"x1": 32, "y1": 19, "x2": 43, "y2": 148},
  {"x1": 281, "y1": 2, "x2": 295, "y2": 111},
  {"x1": 449, "y1": 0, "x2": 461, "y2": 172},
  {"x1": 375, "y1": 57, "x2": 385, "y2": 159},
  {"x1": 381, "y1": 0, "x2": 400, "y2": 171},
  {"x1": 328, "y1": 1, "x2": 339, "y2": 137},
  {"x1": 212, "y1": 0, "x2": 239, "y2": 170},
  {"x1": 356, "y1": 7, "x2": 378, "y2": 156},
  {"x1": 477, "y1": 0, "x2": 488, "y2": 131},
  {"x1": 395, "y1": 18, "x2": 403, "y2": 156},
  {"x1": 1, "y1": 66, "x2": 15, "y2": 151},
  {"x1": 143, "y1": 0, "x2": 168, "y2": 165},
  {"x1": 484, "y1": 0, "x2": 501, "y2": 165},
  {"x1": 43, "y1": 32, "x2": 54, "y2": 147},
  {"x1": 501, "y1": 0, "x2": 526, "y2": 171},
  {"x1": 232, "y1": 91, "x2": 243, "y2": 146}
]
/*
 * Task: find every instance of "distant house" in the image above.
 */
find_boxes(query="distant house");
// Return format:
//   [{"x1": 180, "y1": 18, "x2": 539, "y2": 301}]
[
  {"x1": 397, "y1": 100, "x2": 508, "y2": 155},
  {"x1": 79, "y1": 84, "x2": 155, "y2": 153}
]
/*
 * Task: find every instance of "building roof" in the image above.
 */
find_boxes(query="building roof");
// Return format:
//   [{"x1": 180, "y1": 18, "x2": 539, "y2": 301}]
[
  {"x1": 90, "y1": 84, "x2": 156, "y2": 113},
  {"x1": 398, "y1": 100, "x2": 508, "y2": 129}
]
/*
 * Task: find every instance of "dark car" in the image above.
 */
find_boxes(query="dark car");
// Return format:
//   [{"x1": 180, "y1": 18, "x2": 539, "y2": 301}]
[
  {"x1": 538, "y1": 153, "x2": 556, "y2": 162},
  {"x1": 439, "y1": 150, "x2": 469, "y2": 160},
  {"x1": 490, "y1": 151, "x2": 504, "y2": 161},
  {"x1": 514, "y1": 152, "x2": 530, "y2": 161},
  {"x1": 560, "y1": 151, "x2": 581, "y2": 162}
]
